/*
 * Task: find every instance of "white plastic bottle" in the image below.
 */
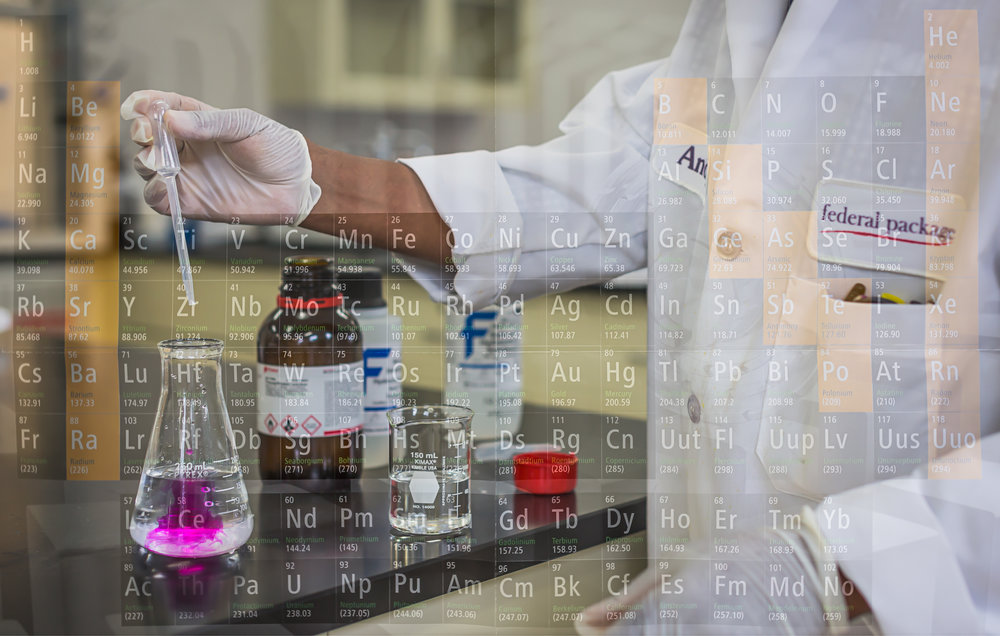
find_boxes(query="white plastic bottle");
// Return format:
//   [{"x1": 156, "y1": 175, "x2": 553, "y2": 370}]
[
  {"x1": 444, "y1": 295, "x2": 523, "y2": 441},
  {"x1": 343, "y1": 267, "x2": 402, "y2": 469}
]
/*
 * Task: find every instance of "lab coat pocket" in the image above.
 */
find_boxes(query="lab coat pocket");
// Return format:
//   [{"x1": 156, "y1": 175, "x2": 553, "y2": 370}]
[{"x1": 756, "y1": 277, "x2": 929, "y2": 499}]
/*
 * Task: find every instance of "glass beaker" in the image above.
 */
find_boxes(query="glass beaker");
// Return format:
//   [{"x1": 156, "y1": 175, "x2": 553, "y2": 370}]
[
  {"x1": 131, "y1": 339, "x2": 253, "y2": 558},
  {"x1": 390, "y1": 527, "x2": 473, "y2": 567},
  {"x1": 388, "y1": 405, "x2": 473, "y2": 535}
]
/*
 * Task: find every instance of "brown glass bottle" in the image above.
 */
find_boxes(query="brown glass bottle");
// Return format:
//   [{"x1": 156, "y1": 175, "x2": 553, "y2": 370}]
[{"x1": 257, "y1": 256, "x2": 364, "y2": 482}]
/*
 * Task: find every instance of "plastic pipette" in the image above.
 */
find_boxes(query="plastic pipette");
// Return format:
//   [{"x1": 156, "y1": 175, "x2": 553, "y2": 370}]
[{"x1": 149, "y1": 100, "x2": 196, "y2": 306}]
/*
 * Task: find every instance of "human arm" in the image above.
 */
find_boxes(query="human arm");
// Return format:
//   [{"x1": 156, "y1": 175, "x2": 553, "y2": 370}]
[
  {"x1": 396, "y1": 58, "x2": 665, "y2": 307},
  {"x1": 814, "y1": 432, "x2": 1000, "y2": 634},
  {"x1": 578, "y1": 433, "x2": 998, "y2": 635},
  {"x1": 297, "y1": 140, "x2": 452, "y2": 266},
  {"x1": 575, "y1": 521, "x2": 854, "y2": 635},
  {"x1": 122, "y1": 56, "x2": 662, "y2": 308},
  {"x1": 120, "y1": 90, "x2": 451, "y2": 266}
]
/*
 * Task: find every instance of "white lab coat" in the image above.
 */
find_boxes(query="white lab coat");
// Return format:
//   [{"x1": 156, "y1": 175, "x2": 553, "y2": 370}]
[{"x1": 401, "y1": 1, "x2": 1000, "y2": 633}]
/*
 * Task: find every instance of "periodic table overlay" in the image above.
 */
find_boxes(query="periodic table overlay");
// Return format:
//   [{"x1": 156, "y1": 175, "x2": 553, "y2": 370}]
[
  {"x1": 650, "y1": 10, "x2": 981, "y2": 485},
  {"x1": 8, "y1": 15, "x2": 123, "y2": 482},
  {"x1": 2, "y1": 6, "x2": 990, "y2": 632},
  {"x1": 643, "y1": 9, "x2": 984, "y2": 628},
  {"x1": 7, "y1": 12, "x2": 655, "y2": 631}
]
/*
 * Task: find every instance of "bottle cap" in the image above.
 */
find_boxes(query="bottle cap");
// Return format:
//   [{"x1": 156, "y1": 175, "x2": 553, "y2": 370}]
[
  {"x1": 513, "y1": 451, "x2": 578, "y2": 495},
  {"x1": 340, "y1": 266, "x2": 386, "y2": 309}
]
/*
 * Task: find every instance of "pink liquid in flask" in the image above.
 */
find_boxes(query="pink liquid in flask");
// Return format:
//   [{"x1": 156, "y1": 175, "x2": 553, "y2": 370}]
[{"x1": 132, "y1": 472, "x2": 252, "y2": 558}]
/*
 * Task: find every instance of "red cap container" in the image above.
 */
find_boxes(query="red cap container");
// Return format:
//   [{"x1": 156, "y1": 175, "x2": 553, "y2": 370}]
[{"x1": 513, "y1": 451, "x2": 578, "y2": 495}]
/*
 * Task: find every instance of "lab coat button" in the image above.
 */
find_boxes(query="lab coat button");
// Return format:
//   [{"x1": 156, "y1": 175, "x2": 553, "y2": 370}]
[
  {"x1": 716, "y1": 231, "x2": 742, "y2": 260},
  {"x1": 687, "y1": 394, "x2": 701, "y2": 423}
]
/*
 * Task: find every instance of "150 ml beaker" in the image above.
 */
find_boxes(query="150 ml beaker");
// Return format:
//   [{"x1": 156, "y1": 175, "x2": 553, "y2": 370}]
[
  {"x1": 131, "y1": 339, "x2": 253, "y2": 557},
  {"x1": 388, "y1": 405, "x2": 473, "y2": 535}
]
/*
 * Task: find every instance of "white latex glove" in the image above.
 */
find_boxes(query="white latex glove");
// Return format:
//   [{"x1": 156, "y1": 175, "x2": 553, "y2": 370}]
[
  {"x1": 576, "y1": 523, "x2": 853, "y2": 635},
  {"x1": 120, "y1": 90, "x2": 321, "y2": 226}
]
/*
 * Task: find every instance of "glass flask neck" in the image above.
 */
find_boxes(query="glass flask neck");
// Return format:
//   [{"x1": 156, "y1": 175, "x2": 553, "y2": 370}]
[
  {"x1": 151, "y1": 338, "x2": 234, "y2": 476},
  {"x1": 158, "y1": 337, "x2": 224, "y2": 360},
  {"x1": 159, "y1": 339, "x2": 224, "y2": 396}
]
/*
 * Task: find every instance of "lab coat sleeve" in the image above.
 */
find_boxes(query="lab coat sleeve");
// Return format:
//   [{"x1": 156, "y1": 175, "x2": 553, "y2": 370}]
[
  {"x1": 398, "y1": 58, "x2": 666, "y2": 308},
  {"x1": 816, "y1": 432, "x2": 1000, "y2": 635}
]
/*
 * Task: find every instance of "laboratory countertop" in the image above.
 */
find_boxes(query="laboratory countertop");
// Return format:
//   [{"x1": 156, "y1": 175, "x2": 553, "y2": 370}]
[{"x1": 0, "y1": 391, "x2": 647, "y2": 635}]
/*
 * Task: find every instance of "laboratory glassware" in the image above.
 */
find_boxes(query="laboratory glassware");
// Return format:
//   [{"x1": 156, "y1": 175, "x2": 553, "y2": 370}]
[
  {"x1": 342, "y1": 266, "x2": 402, "y2": 469},
  {"x1": 133, "y1": 551, "x2": 241, "y2": 623},
  {"x1": 388, "y1": 405, "x2": 473, "y2": 535},
  {"x1": 130, "y1": 339, "x2": 253, "y2": 558},
  {"x1": 149, "y1": 99, "x2": 196, "y2": 307},
  {"x1": 257, "y1": 256, "x2": 364, "y2": 481},
  {"x1": 390, "y1": 527, "x2": 473, "y2": 567}
]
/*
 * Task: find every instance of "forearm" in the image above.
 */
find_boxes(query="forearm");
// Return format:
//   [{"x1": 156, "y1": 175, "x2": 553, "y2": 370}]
[{"x1": 300, "y1": 140, "x2": 452, "y2": 266}]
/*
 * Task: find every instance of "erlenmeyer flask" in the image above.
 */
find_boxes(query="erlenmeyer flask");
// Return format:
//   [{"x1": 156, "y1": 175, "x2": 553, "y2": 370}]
[{"x1": 130, "y1": 338, "x2": 253, "y2": 558}]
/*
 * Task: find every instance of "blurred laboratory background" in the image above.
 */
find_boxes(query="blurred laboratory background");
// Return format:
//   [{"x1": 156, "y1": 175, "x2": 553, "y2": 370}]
[{"x1": 78, "y1": 0, "x2": 688, "y2": 153}]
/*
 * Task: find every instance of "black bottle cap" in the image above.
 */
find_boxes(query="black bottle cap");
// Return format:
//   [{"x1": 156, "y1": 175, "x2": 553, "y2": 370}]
[{"x1": 340, "y1": 266, "x2": 386, "y2": 309}]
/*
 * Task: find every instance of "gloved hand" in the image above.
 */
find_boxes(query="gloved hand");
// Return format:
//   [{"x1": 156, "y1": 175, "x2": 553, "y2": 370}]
[
  {"x1": 120, "y1": 90, "x2": 320, "y2": 226},
  {"x1": 576, "y1": 523, "x2": 852, "y2": 635}
]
